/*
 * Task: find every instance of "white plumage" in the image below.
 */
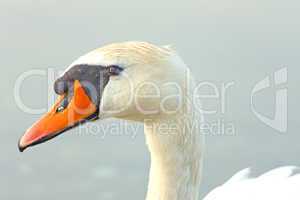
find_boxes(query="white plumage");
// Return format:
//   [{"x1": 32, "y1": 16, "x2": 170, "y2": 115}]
[{"x1": 203, "y1": 166, "x2": 300, "y2": 200}]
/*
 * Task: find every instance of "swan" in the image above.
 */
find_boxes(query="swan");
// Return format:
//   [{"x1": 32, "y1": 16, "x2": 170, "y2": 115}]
[{"x1": 18, "y1": 41, "x2": 300, "y2": 200}]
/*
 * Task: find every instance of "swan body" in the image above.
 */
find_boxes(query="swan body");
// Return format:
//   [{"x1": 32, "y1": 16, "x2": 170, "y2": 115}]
[
  {"x1": 18, "y1": 41, "x2": 299, "y2": 200},
  {"x1": 203, "y1": 166, "x2": 300, "y2": 200}
]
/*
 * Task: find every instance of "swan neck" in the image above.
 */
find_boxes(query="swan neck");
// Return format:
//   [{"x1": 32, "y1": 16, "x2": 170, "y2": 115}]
[{"x1": 144, "y1": 110, "x2": 203, "y2": 200}]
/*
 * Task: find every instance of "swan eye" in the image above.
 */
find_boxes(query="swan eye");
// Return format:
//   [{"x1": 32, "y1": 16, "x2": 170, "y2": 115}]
[{"x1": 108, "y1": 65, "x2": 123, "y2": 76}]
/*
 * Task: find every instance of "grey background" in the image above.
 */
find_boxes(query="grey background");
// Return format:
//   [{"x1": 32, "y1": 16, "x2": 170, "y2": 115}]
[{"x1": 1, "y1": 0, "x2": 300, "y2": 199}]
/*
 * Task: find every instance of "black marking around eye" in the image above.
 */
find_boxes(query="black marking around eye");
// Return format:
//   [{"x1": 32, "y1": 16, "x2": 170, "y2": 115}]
[
  {"x1": 53, "y1": 64, "x2": 112, "y2": 109},
  {"x1": 54, "y1": 79, "x2": 69, "y2": 95}
]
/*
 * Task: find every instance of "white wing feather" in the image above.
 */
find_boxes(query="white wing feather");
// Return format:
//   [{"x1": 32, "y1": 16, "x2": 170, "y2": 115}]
[{"x1": 203, "y1": 166, "x2": 300, "y2": 200}]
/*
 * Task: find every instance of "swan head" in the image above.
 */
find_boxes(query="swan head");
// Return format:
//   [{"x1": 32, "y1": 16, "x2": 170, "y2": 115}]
[{"x1": 18, "y1": 41, "x2": 190, "y2": 152}]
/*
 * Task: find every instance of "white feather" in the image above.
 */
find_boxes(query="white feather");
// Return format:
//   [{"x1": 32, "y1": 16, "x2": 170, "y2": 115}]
[{"x1": 203, "y1": 166, "x2": 300, "y2": 200}]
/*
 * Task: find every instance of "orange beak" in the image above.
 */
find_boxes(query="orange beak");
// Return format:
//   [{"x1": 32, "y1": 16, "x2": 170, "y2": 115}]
[{"x1": 18, "y1": 80, "x2": 98, "y2": 152}]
